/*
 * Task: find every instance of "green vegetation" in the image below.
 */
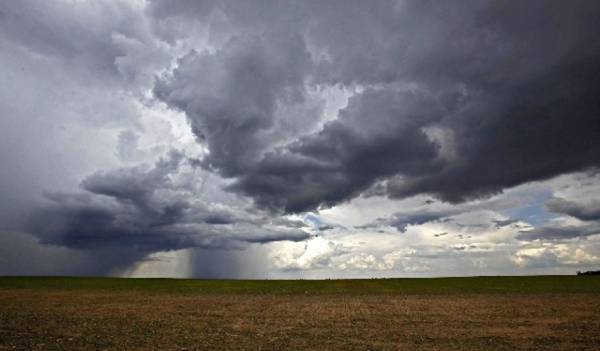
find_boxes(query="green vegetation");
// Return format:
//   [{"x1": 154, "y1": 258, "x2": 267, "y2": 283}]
[{"x1": 1, "y1": 275, "x2": 599, "y2": 295}]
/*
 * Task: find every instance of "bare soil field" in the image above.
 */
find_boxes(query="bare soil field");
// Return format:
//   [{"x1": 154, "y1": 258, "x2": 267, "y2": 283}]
[{"x1": 1, "y1": 277, "x2": 599, "y2": 350}]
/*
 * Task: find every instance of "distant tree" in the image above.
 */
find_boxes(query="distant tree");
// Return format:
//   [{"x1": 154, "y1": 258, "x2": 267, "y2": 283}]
[{"x1": 577, "y1": 270, "x2": 600, "y2": 276}]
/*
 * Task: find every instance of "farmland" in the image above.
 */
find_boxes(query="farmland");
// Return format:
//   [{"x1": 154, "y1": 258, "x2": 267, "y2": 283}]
[{"x1": 1, "y1": 276, "x2": 599, "y2": 350}]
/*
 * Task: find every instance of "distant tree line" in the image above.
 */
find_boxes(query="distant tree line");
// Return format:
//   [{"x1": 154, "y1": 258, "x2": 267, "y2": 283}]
[{"x1": 577, "y1": 270, "x2": 600, "y2": 276}]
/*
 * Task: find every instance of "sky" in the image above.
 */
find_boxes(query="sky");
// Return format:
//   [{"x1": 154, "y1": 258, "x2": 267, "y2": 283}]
[{"x1": 1, "y1": 0, "x2": 600, "y2": 278}]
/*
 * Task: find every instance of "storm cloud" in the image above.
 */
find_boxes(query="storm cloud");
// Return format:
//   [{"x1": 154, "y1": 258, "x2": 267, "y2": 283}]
[
  {"x1": 25, "y1": 151, "x2": 309, "y2": 271},
  {"x1": 3, "y1": 0, "x2": 600, "y2": 277},
  {"x1": 153, "y1": 0, "x2": 600, "y2": 212}
]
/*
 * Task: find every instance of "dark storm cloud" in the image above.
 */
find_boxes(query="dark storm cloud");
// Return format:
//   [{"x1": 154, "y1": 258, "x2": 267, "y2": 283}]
[
  {"x1": 227, "y1": 88, "x2": 445, "y2": 212},
  {"x1": 5, "y1": 0, "x2": 600, "y2": 276},
  {"x1": 27, "y1": 151, "x2": 193, "y2": 252},
  {"x1": 153, "y1": 0, "x2": 600, "y2": 213},
  {"x1": 0, "y1": 230, "x2": 152, "y2": 276},
  {"x1": 26, "y1": 151, "x2": 309, "y2": 257},
  {"x1": 153, "y1": 26, "x2": 313, "y2": 178},
  {"x1": 388, "y1": 60, "x2": 600, "y2": 202},
  {"x1": 545, "y1": 197, "x2": 600, "y2": 221}
]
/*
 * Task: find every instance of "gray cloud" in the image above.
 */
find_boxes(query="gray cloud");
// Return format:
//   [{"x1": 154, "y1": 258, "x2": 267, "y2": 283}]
[
  {"x1": 0, "y1": 230, "x2": 142, "y2": 276},
  {"x1": 4, "y1": 0, "x2": 600, "y2": 277},
  {"x1": 358, "y1": 192, "x2": 529, "y2": 233},
  {"x1": 0, "y1": 0, "x2": 169, "y2": 90},
  {"x1": 154, "y1": 30, "x2": 314, "y2": 179},
  {"x1": 546, "y1": 197, "x2": 600, "y2": 221},
  {"x1": 492, "y1": 219, "x2": 520, "y2": 229},
  {"x1": 367, "y1": 209, "x2": 455, "y2": 233},
  {"x1": 153, "y1": 0, "x2": 600, "y2": 213},
  {"x1": 227, "y1": 88, "x2": 445, "y2": 212},
  {"x1": 517, "y1": 225, "x2": 600, "y2": 241},
  {"x1": 25, "y1": 151, "x2": 309, "y2": 265}
]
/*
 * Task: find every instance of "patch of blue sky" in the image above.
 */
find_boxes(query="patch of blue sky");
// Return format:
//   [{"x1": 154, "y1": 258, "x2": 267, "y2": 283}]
[
  {"x1": 502, "y1": 190, "x2": 557, "y2": 226},
  {"x1": 303, "y1": 213, "x2": 327, "y2": 229}
]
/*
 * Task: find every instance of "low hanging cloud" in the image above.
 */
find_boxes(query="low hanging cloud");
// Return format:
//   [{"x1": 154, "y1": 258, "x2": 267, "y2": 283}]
[{"x1": 26, "y1": 151, "x2": 309, "y2": 261}]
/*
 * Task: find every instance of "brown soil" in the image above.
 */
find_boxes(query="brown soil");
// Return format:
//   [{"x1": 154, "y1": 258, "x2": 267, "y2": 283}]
[{"x1": 1, "y1": 289, "x2": 599, "y2": 350}]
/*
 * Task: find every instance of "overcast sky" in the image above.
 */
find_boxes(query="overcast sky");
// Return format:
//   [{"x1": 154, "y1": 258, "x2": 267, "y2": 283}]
[{"x1": 1, "y1": 0, "x2": 600, "y2": 278}]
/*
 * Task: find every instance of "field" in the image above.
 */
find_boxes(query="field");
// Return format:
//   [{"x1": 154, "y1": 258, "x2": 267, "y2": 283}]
[{"x1": 1, "y1": 276, "x2": 599, "y2": 350}]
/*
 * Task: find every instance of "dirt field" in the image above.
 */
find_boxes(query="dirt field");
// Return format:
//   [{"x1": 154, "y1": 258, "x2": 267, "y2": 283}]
[{"x1": 1, "y1": 277, "x2": 599, "y2": 350}]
